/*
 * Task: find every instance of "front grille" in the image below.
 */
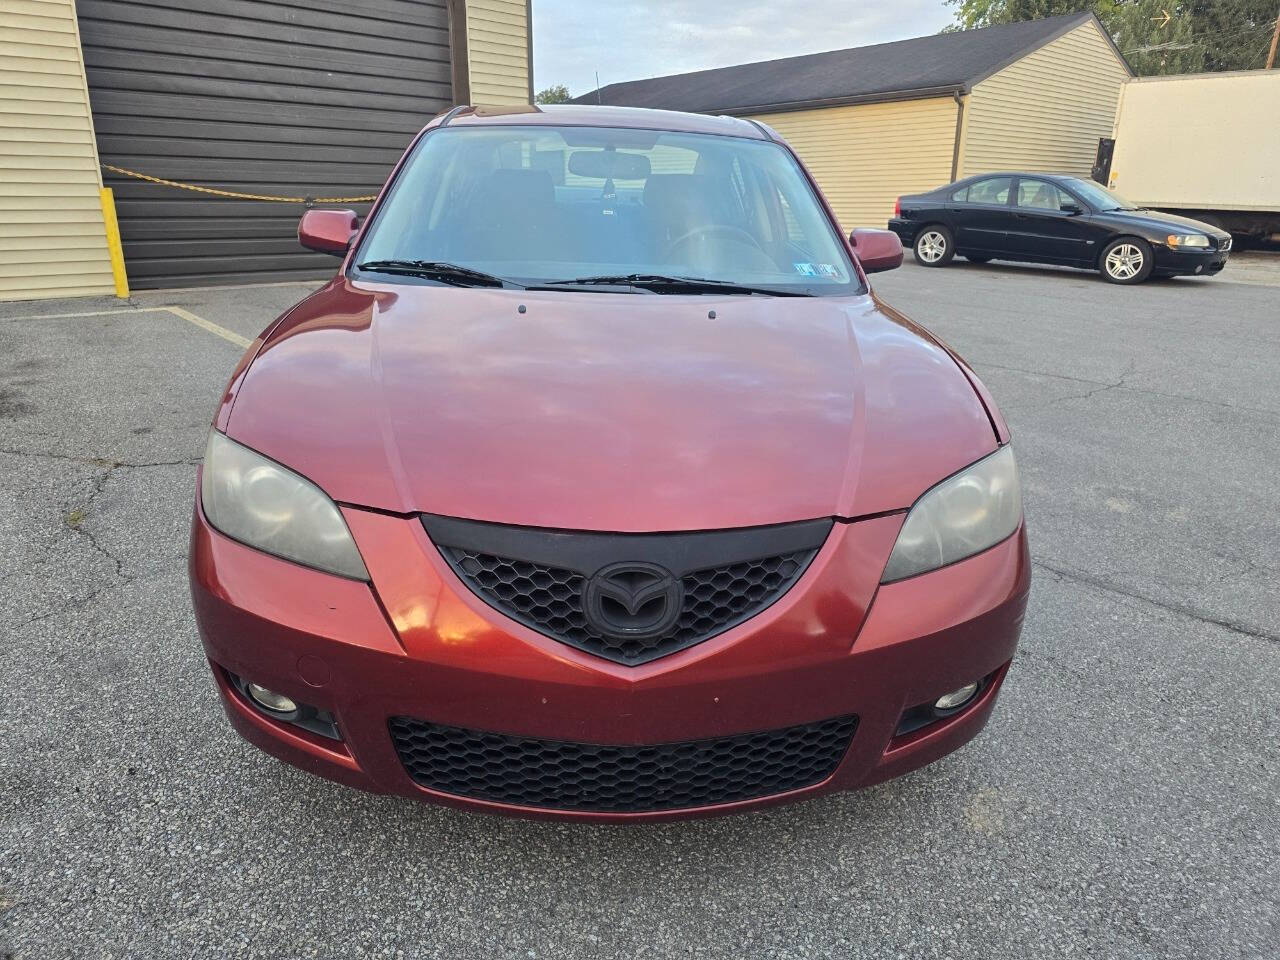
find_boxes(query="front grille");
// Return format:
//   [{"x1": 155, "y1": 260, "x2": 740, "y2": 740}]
[
  {"x1": 447, "y1": 547, "x2": 814, "y2": 664},
  {"x1": 424, "y1": 515, "x2": 831, "y2": 666},
  {"x1": 389, "y1": 715, "x2": 857, "y2": 812},
  {"x1": 450, "y1": 552, "x2": 588, "y2": 640}
]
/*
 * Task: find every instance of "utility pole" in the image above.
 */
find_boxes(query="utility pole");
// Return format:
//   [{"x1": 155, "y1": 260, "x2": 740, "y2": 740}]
[{"x1": 1268, "y1": 7, "x2": 1280, "y2": 69}]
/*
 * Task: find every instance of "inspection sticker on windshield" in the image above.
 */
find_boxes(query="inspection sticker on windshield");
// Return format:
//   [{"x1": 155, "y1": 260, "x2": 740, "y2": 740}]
[{"x1": 794, "y1": 262, "x2": 837, "y2": 277}]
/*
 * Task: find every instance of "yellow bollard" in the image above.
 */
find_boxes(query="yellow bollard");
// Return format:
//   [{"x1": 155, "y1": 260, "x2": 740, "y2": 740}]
[{"x1": 99, "y1": 187, "x2": 130, "y2": 299}]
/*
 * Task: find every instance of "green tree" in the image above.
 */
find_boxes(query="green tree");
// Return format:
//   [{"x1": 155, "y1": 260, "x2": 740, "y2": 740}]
[
  {"x1": 946, "y1": 0, "x2": 1108, "y2": 30},
  {"x1": 943, "y1": 0, "x2": 1280, "y2": 74},
  {"x1": 535, "y1": 84, "x2": 572, "y2": 104},
  {"x1": 1109, "y1": 0, "x2": 1198, "y2": 75},
  {"x1": 1184, "y1": 0, "x2": 1280, "y2": 70}
]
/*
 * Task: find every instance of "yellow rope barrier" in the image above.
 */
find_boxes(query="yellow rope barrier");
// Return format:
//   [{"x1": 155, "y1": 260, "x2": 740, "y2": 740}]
[{"x1": 100, "y1": 163, "x2": 377, "y2": 204}]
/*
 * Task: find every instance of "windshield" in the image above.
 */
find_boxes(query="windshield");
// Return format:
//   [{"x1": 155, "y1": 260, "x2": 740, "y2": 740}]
[
  {"x1": 354, "y1": 125, "x2": 862, "y2": 296},
  {"x1": 1064, "y1": 178, "x2": 1138, "y2": 212}
]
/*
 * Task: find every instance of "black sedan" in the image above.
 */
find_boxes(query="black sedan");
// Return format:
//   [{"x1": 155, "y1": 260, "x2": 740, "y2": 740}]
[{"x1": 887, "y1": 173, "x2": 1232, "y2": 284}]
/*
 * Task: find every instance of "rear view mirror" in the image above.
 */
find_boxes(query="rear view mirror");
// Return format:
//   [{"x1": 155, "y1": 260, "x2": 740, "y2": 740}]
[
  {"x1": 299, "y1": 209, "x2": 359, "y2": 255},
  {"x1": 848, "y1": 228, "x2": 903, "y2": 273},
  {"x1": 567, "y1": 150, "x2": 652, "y2": 180}
]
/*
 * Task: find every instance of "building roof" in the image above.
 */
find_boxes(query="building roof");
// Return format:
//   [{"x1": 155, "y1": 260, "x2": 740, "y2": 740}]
[{"x1": 573, "y1": 12, "x2": 1115, "y2": 115}]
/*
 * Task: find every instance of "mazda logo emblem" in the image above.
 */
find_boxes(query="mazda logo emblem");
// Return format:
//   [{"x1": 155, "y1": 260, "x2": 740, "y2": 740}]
[{"x1": 583, "y1": 562, "x2": 683, "y2": 640}]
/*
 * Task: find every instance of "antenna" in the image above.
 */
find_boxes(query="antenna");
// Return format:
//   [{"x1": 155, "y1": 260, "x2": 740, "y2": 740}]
[{"x1": 595, "y1": 71, "x2": 602, "y2": 104}]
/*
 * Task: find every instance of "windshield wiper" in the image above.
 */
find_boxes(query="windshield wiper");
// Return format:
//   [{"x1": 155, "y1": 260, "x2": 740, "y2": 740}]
[
  {"x1": 355, "y1": 259, "x2": 518, "y2": 288},
  {"x1": 536, "y1": 273, "x2": 812, "y2": 297}
]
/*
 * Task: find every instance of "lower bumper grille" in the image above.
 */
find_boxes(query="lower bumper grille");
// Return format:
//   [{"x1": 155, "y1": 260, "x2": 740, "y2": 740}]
[{"x1": 389, "y1": 715, "x2": 857, "y2": 813}]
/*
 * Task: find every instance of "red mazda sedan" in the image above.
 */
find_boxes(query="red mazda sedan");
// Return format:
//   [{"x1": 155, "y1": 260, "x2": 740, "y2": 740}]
[{"x1": 189, "y1": 105, "x2": 1029, "y2": 822}]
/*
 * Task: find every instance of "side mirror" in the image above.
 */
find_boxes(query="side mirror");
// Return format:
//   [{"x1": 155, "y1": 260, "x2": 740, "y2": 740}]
[
  {"x1": 849, "y1": 228, "x2": 903, "y2": 274},
  {"x1": 299, "y1": 209, "x2": 359, "y2": 255},
  {"x1": 1060, "y1": 201, "x2": 1083, "y2": 215}
]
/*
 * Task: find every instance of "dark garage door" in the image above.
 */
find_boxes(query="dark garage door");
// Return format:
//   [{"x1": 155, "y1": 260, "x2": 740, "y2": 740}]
[{"x1": 76, "y1": 0, "x2": 455, "y2": 288}]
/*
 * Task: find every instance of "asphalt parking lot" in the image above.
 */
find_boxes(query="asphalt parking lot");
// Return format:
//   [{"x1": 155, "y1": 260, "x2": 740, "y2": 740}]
[{"x1": 2, "y1": 255, "x2": 1278, "y2": 959}]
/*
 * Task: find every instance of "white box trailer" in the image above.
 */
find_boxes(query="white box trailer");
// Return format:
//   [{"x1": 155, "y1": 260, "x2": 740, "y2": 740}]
[{"x1": 1107, "y1": 70, "x2": 1280, "y2": 242}]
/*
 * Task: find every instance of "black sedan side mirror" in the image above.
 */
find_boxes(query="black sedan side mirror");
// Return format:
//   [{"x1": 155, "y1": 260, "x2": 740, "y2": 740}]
[{"x1": 1060, "y1": 201, "x2": 1084, "y2": 215}]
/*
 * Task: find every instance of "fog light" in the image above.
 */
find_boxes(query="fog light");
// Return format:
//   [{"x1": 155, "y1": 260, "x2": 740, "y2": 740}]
[
  {"x1": 935, "y1": 683, "x2": 979, "y2": 711},
  {"x1": 247, "y1": 683, "x2": 297, "y2": 714}
]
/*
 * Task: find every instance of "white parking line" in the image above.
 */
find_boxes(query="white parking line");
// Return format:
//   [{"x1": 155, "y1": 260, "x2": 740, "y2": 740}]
[{"x1": 2, "y1": 305, "x2": 252, "y2": 349}]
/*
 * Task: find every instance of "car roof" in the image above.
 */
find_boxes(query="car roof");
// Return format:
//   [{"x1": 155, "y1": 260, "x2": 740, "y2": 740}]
[
  {"x1": 432, "y1": 103, "x2": 771, "y2": 140},
  {"x1": 955, "y1": 172, "x2": 1085, "y2": 184}
]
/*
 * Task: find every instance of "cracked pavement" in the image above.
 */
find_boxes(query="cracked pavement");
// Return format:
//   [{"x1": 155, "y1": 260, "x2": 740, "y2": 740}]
[{"x1": 2, "y1": 261, "x2": 1278, "y2": 959}]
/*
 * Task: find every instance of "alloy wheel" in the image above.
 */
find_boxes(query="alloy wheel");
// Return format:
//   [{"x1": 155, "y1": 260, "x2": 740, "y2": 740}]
[
  {"x1": 1105, "y1": 243, "x2": 1144, "y2": 280},
  {"x1": 917, "y1": 231, "x2": 947, "y2": 263}
]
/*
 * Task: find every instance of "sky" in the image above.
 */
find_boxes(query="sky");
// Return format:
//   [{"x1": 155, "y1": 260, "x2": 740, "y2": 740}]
[{"x1": 532, "y1": 0, "x2": 956, "y2": 97}]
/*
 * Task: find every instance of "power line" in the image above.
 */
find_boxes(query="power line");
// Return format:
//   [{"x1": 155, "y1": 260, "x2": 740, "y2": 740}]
[{"x1": 1123, "y1": 20, "x2": 1277, "y2": 56}]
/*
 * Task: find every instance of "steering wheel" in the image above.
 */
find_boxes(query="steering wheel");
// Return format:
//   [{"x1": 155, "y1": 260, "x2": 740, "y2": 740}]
[{"x1": 662, "y1": 223, "x2": 765, "y2": 261}]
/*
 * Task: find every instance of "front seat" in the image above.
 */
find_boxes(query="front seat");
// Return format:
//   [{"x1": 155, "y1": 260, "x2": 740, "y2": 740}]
[
  {"x1": 456, "y1": 168, "x2": 559, "y2": 262},
  {"x1": 1029, "y1": 183, "x2": 1058, "y2": 211}
]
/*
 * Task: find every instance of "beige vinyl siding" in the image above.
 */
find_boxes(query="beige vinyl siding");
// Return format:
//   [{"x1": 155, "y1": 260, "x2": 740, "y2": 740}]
[
  {"x1": 0, "y1": 0, "x2": 114, "y2": 300},
  {"x1": 959, "y1": 20, "x2": 1128, "y2": 179},
  {"x1": 466, "y1": 0, "x2": 530, "y2": 105},
  {"x1": 746, "y1": 97, "x2": 959, "y2": 230}
]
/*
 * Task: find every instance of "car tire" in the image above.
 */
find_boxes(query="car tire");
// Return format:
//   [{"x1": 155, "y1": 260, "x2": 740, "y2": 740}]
[
  {"x1": 963, "y1": 255, "x2": 991, "y2": 264},
  {"x1": 1100, "y1": 238, "x2": 1154, "y2": 284},
  {"x1": 914, "y1": 226, "x2": 954, "y2": 267}
]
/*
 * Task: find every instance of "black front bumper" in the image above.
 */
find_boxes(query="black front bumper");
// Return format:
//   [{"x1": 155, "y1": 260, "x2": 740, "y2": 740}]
[{"x1": 1153, "y1": 246, "x2": 1230, "y2": 276}]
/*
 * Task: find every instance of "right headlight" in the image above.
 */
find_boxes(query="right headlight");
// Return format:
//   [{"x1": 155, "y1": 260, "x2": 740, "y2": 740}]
[
  {"x1": 200, "y1": 430, "x2": 369, "y2": 580},
  {"x1": 881, "y1": 445, "x2": 1022, "y2": 583}
]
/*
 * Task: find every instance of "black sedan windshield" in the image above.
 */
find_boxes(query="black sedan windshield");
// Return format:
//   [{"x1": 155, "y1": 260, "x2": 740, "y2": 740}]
[
  {"x1": 354, "y1": 125, "x2": 862, "y2": 296},
  {"x1": 1064, "y1": 178, "x2": 1138, "y2": 212}
]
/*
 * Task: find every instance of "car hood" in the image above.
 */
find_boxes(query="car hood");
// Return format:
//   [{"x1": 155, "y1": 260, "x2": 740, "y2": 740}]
[
  {"x1": 225, "y1": 278, "x2": 997, "y2": 531},
  {"x1": 1096, "y1": 209, "x2": 1229, "y2": 238}
]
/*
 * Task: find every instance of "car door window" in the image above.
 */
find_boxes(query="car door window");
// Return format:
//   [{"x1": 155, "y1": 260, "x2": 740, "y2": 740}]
[
  {"x1": 1016, "y1": 180, "x2": 1071, "y2": 212},
  {"x1": 965, "y1": 177, "x2": 1012, "y2": 205}
]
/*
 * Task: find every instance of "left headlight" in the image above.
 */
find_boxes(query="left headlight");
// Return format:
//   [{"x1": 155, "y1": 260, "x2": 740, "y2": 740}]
[
  {"x1": 200, "y1": 431, "x2": 369, "y2": 580},
  {"x1": 1167, "y1": 234, "x2": 1210, "y2": 248},
  {"x1": 881, "y1": 445, "x2": 1022, "y2": 583}
]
